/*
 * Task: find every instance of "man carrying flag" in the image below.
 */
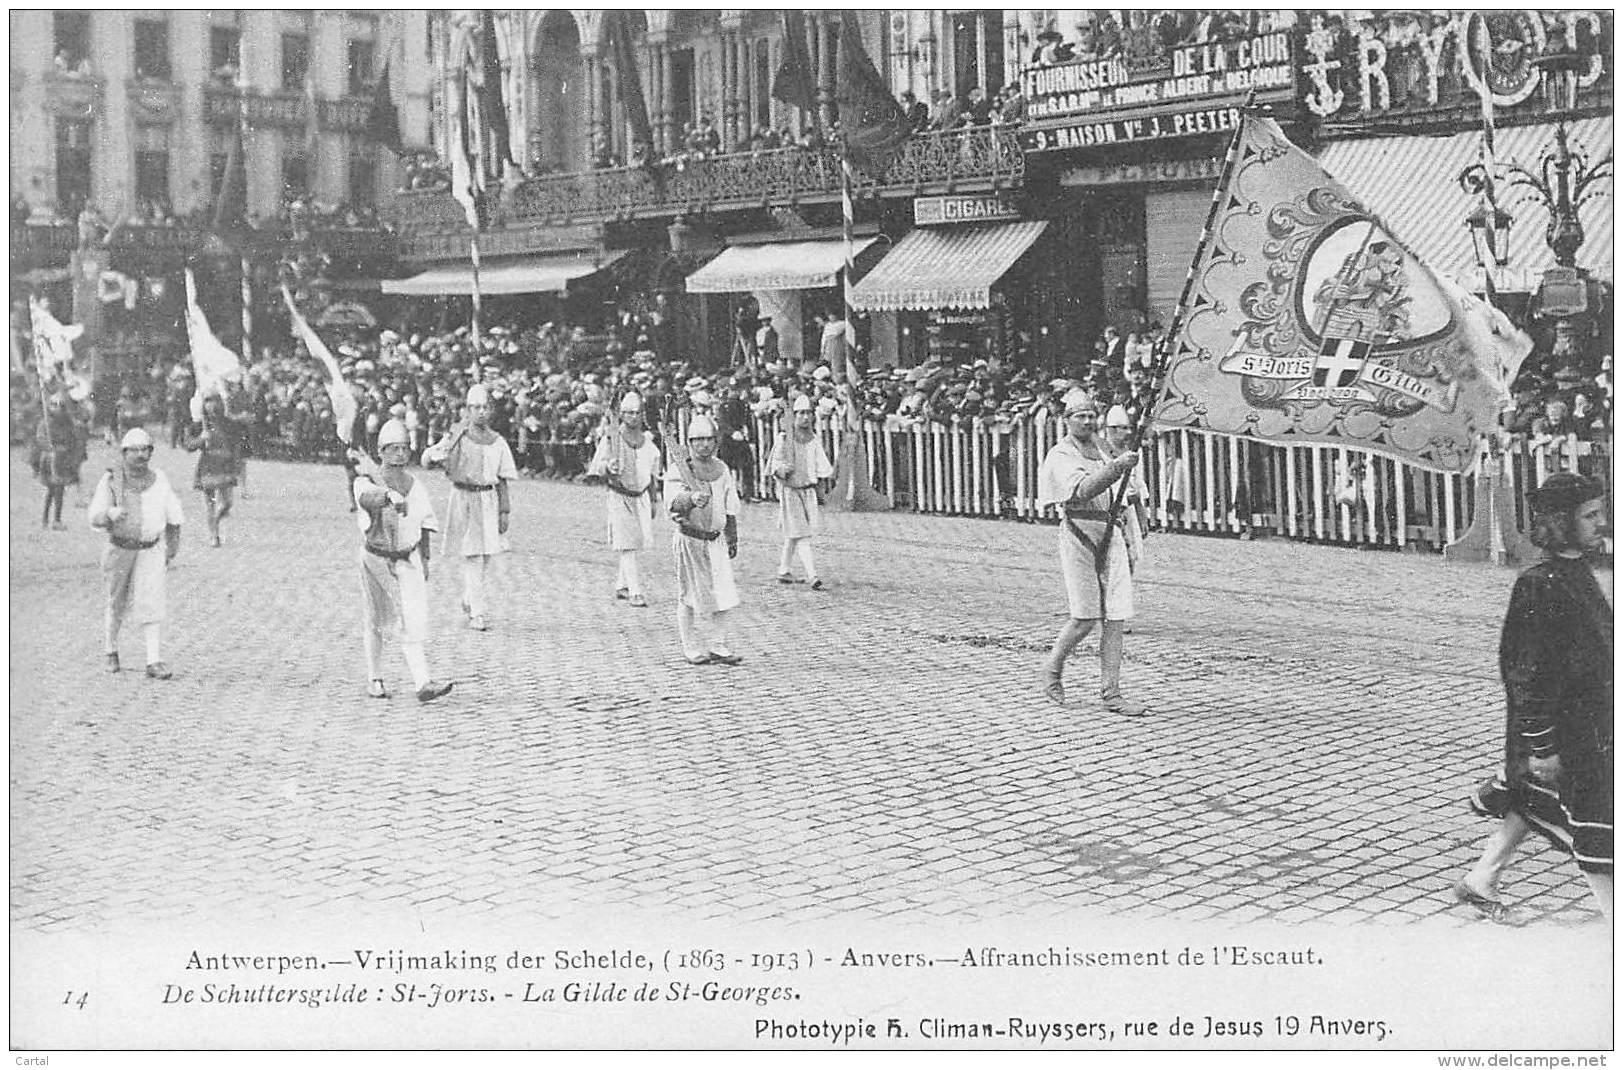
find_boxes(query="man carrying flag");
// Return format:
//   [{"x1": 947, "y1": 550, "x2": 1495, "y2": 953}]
[
  {"x1": 181, "y1": 269, "x2": 247, "y2": 547},
  {"x1": 1036, "y1": 391, "x2": 1145, "y2": 716},
  {"x1": 353, "y1": 419, "x2": 453, "y2": 703}
]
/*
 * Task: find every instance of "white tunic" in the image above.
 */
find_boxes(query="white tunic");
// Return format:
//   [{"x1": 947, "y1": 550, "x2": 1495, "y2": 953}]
[
  {"x1": 663, "y1": 463, "x2": 741, "y2": 615},
  {"x1": 424, "y1": 433, "x2": 517, "y2": 558},
  {"x1": 588, "y1": 431, "x2": 661, "y2": 551},
  {"x1": 354, "y1": 472, "x2": 439, "y2": 644},
  {"x1": 768, "y1": 431, "x2": 834, "y2": 539},
  {"x1": 88, "y1": 468, "x2": 185, "y2": 625}
]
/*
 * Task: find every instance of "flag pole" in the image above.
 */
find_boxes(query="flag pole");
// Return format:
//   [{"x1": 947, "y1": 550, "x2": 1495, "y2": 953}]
[
  {"x1": 470, "y1": 229, "x2": 483, "y2": 339},
  {"x1": 839, "y1": 153, "x2": 857, "y2": 383},
  {"x1": 1094, "y1": 93, "x2": 1256, "y2": 572}
]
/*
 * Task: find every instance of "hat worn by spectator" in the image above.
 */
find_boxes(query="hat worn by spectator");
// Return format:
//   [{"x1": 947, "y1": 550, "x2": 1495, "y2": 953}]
[
  {"x1": 1528, "y1": 471, "x2": 1606, "y2": 516},
  {"x1": 813, "y1": 366, "x2": 832, "y2": 381},
  {"x1": 691, "y1": 390, "x2": 716, "y2": 408}
]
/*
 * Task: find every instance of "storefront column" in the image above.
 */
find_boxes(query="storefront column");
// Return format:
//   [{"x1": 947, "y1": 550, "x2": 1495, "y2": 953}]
[{"x1": 755, "y1": 289, "x2": 804, "y2": 370}]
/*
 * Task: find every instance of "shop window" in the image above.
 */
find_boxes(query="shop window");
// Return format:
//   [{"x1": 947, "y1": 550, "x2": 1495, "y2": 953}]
[
  {"x1": 53, "y1": 12, "x2": 90, "y2": 71},
  {"x1": 347, "y1": 40, "x2": 376, "y2": 97},
  {"x1": 210, "y1": 26, "x2": 241, "y2": 83},
  {"x1": 282, "y1": 33, "x2": 310, "y2": 92},
  {"x1": 54, "y1": 118, "x2": 92, "y2": 217},
  {"x1": 133, "y1": 18, "x2": 171, "y2": 81}
]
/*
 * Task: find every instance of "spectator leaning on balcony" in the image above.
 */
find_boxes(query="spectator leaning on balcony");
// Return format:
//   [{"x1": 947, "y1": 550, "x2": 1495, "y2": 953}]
[
  {"x1": 930, "y1": 90, "x2": 960, "y2": 131},
  {"x1": 900, "y1": 91, "x2": 930, "y2": 132}
]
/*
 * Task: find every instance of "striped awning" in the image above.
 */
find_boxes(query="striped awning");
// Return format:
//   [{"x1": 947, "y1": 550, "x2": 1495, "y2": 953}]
[
  {"x1": 380, "y1": 249, "x2": 628, "y2": 296},
  {"x1": 1319, "y1": 117, "x2": 1613, "y2": 288},
  {"x1": 848, "y1": 221, "x2": 1048, "y2": 311},
  {"x1": 684, "y1": 238, "x2": 877, "y2": 293}
]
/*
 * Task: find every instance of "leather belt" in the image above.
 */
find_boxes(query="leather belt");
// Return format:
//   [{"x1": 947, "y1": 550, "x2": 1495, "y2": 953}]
[
  {"x1": 365, "y1": 544, "x2": 416, "y2": 563},
  {"x1": 110, "y1": 535, "x2": 160, "y2": 551},
  {"x1": 678, "y1": 524, "x2": 720, "y2": 542},
  {"x1": 1064, "y1": 508, "x2": 1114, "y2": 521},
  {"x1": 607, "y1": 481, "x2": 645, "y2": 498},
  {"x1": 452, "y1": 480, "x2": 497, "y2": 491}
]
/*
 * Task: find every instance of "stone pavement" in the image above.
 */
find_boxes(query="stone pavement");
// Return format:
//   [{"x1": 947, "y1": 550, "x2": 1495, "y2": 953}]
[{"x1": 8, "y1": 440, "x2": 1602, "y2": 932}]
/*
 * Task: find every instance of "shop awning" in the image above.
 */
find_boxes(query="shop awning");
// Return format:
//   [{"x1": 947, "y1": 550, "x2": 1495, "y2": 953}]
[
  {"x1": 1319, "y1": 117, "x2": 1612, "y2": 287},
  {"x1": 848, "y1": 221, "x2": 1048, "y2": 311},
  {"x1": 380, "y1": 249, "x2": 628, "y2": 296},
  {"x1": 684, "y1": 238, "x2": 877, "y2": 293}
]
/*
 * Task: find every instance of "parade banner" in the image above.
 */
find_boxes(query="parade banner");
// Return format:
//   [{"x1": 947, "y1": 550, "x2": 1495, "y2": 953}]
[
  {"x1": 282, "y1": 285, "x2": 359, "y2": 444},
  {"x1": 27, "y1": 297, "x2": 83, "y2": 381},
  {"x1": 183, "y1": 269, "x2": 243, "y2": 402},
  {"x1": 1151, "y1": 115, "x2": 1531, "y2": 474}
]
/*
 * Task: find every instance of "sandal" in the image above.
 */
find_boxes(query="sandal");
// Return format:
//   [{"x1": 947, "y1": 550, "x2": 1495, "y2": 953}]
[
  {"x1": 1040, "y1": 665, "x2": 1066, "y2": 706},
  {"x1": 1453, "y1": 880, "x2": 1512, "y2": 923}
]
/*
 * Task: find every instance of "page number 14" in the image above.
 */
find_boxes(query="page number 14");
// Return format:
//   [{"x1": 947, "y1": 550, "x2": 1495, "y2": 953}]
[{"x1": 63, "y1": 991, "x2": 88, "y2": 1009}]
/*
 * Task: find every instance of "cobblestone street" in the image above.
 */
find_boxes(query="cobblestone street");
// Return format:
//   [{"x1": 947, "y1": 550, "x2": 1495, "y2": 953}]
[{"x1": 10, "y1": 440, "x2": 1603, "y2": 937}]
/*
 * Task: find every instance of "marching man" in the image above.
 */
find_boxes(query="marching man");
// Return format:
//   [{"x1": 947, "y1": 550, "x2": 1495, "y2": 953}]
[
  {"x1": 768, "y1": 394, "x2": 834, "y2": 588},
  {"x1": 1036, "y1": 392, "x2": 1146, "y2": 716},
  {"x1": 587, "y1": 391, "x2": 661, "y2": 607},
  {"x1": 664, "y1": 413, "x2": 743, "y2": 666},
  {"x1": 352, "y1": 419, "x2": 453, "y2": 703},
  {"x1": 422, "y1": 383, "x2": 516, "y2": 632},
  {"x1": 87, "y1": 428, "x2": 184, "y2": 678}
]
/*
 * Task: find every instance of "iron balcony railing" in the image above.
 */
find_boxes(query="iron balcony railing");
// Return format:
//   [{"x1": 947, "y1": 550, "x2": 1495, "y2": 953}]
[{"x1": 387, "y1": 125, "x2": 1027, "y2": 241}]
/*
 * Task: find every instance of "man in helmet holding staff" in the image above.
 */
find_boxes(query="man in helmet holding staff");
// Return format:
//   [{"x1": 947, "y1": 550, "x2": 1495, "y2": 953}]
[{"x1": 87, "y1": 428, "x2": 184, "y2": 678}]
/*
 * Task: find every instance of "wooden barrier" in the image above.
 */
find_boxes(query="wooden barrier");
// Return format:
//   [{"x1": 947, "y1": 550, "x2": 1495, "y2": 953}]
[{"x1": 721, "y1": 409, "x2": 1608, "y2": 552}]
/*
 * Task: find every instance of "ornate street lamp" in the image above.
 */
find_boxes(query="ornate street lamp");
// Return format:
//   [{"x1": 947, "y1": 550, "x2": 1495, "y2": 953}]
[{"x1": 1504, "y1": 52, "x2": 1613, "y2": 323}]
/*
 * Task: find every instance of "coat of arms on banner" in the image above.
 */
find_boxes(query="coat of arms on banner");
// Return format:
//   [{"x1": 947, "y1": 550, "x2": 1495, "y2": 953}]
[{"x1": 1152, "y1": 116, "x2": 1531, "y2": 474}]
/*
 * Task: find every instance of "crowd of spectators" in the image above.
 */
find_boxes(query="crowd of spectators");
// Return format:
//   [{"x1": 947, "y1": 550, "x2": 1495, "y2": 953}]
[
  {"x1": 1025, "y1": 9, "x2": 1298, "y2": 69},
  {"x1": 20, "y1": 309, "x2": 1168, "y2": 481}
]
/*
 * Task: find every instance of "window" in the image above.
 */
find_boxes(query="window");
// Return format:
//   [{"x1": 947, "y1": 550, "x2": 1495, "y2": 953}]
[
  {"x1": 133, "y1": 18, "x2": 171, "y2": 81},
  {"x1": 210, "y1": 26, "x2": 241, "y2": 81},
  {"x1": 54, "y1": 118, "x2": 92, "y2": 217},
  {"x1": 282, "y1": 33, "x2": 310, "y2": 92},
  {"x1": 950, "y1": 11, "x2": 1004, "y2": 99},
  {"x1": 209, "y1": 129, "x2": 232, "y2": 209},
  {"x1": 347, "y1": 40, "x2": 375, "y2": 97},
  {"x1": 53, "y1": 12, "x2": 90, "y2": 70},
  {"x1": 135, "y1": 155, "x2": 170, "y2": 209},
  {"x1": 348, "y1": 151, "x2": 377, "y2": 209},
  {"x1": 283, "y1": 149, "x2": 310, "y2": 199}
]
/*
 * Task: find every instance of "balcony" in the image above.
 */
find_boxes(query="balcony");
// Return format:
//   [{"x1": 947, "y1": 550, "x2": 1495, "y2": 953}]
[
  {"x1": 202, "y1": 85, "x2": 308, "y2": 129},
  {"x1": 317, "y1": 97, "x2": 373, "y2": 133},
  {"x1": 9, "y1": 224, "x2": 78, "y2": 272},
  {"x1": 386, "y1": 126, "x2": 1026, "y2": 256}
]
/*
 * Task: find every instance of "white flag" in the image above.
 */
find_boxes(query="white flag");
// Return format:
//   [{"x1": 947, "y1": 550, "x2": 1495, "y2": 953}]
[
  {"x1": 281, "y1": 285, "x2": 358, "y2": 444},
  {"x1": 28, "y1": 297, "x2": 82, "y2": 381},
  {"x1": 184, "y1": 269, "x2": 243, "y2": 399}
]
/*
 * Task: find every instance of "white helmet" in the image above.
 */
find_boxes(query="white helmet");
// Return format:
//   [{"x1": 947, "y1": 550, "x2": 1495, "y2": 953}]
[
  {"x1": 120, "y1": 427, "x2": 154, "y2": 450},
  {"x1": 687, "y1": 414, "x2": 718, "y2": 439},
  {"x1": 377, "y1": 419, "x2": 409, "y2": 449}
]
